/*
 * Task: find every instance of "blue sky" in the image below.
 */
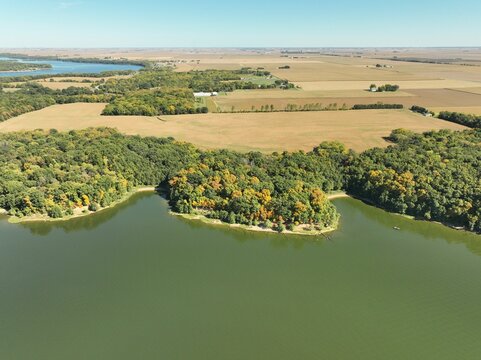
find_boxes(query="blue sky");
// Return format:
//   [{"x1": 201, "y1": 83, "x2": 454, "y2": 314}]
[{"x1": 1, "y1": 0, "x2": 480, "y2": 47}]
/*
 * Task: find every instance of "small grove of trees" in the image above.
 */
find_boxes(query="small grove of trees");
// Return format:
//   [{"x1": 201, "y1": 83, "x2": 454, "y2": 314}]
[
  {"x1": 410, "y1": 105, "x2": 434, "y2": 116},
  {"x1": 370, "y1": 84, "x2": 400, "y2": 92}
]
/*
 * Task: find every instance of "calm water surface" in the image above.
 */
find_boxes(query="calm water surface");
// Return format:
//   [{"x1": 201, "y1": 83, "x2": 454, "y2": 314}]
[
  {"x1": 0, "y1": 57, "x2": 142, "y2": 77},
  {"x1": 1, "y1": 193, "x2": 481, "y2": 359}
]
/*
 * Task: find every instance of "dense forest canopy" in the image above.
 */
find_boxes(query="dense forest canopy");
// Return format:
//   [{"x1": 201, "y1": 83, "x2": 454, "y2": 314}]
[
  {"x1": 348, "y1": 129, "x2": 481, "y2": 232},
  {"x1": 1, "y1": 127, "x2": 480, "y2": 234},
  {"x1": 0, "y1": 129, "x2": 342, "y2": 231},
  {"x1": 169, "y1": 143, "x2": 347, "y2": 230},
  {"x1": 0, "y1": 128, "x2": 197, "y2": 218}
]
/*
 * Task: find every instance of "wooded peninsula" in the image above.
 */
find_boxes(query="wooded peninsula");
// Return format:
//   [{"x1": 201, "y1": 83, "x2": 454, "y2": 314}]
[
  {"x1": 0, "y1": 127, "x2": 480, "y2": 234},
  {"x1": 0, "y1": 60, "x2": 52, "y2": 72}
]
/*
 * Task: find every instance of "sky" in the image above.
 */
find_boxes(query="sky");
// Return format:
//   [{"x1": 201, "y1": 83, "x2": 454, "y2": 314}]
[{"x1": 1, "y1": 0, "x2": 480, "y2": 48}]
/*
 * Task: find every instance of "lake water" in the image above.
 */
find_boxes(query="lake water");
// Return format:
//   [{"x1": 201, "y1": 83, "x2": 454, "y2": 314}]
[
  {"x1": 1, "y1": 193, "x2": 481, "y2": 359},
  {"x1": 0, "y1": 57, "x2": 142, "y2": 77}
]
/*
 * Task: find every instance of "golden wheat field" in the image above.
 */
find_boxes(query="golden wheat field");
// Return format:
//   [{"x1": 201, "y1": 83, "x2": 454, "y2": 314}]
[
  {"x1": 0, "y1": 103, "x2": 466, "y2": 152},
  {"x1": 430, "y1": 106, "x2": 481, "y2": 115}
]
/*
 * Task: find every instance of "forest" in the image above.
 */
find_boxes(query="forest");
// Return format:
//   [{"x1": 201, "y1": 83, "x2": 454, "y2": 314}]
[
  {"x1": 348, "y1": 129, "x2": 481, "y2": 233},
  {"x1": 0, "y1": 127, "x2": 480, "y2": 233},
  {"x1": 0, "y1": 128, "x2": 342, "y2": 231},
  {"x1": 0, "y1": 128, "x2": 197, "y2": 219},
  {"x1": 169, "y1": 143, "x2": 346, "y2": 231}
]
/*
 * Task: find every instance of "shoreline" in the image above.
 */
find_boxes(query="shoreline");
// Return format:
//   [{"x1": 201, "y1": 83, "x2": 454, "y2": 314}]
[
  {"x1": 2, "y1": 188, "x2": 474, "y2": 235},
  {"x1": 0, "y1": 69, "x2": 49, "y2": 73},
  {"x1": 171, "y1": 212, "x2": 338, "y2": 237},
  {"x1": 0, "y1": 67, "x2": 52, "y2": 73},
  {"x1": 4, "y1": 189, "x2": 347, "y2": 235},
  {"x1": 7, "y1": 186, "x2": 157, "y2": 224},
  {"x1": 326, "y1": 191, "x2": 350, "y2": 200}
]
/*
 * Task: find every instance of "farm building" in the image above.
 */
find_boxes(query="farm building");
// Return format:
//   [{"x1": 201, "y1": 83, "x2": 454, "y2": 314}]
[{"x1": 194, "y1": 92, "x2": 218, "y2": 97}]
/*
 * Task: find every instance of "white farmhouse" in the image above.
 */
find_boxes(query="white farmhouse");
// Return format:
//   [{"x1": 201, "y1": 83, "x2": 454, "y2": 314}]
[{"x1": 194, "y1": 92, "x2": 218, "y2": 97}]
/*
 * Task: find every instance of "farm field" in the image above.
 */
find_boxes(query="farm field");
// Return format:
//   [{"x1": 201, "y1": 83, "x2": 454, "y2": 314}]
[
  {"x1": 0, "y1": 103, "x2": 466, "y2": 152},
  {"x1": 430, "y1": 106, "x2": 481, "y2": 115},
  {"x1": 295, "y1": 79, "x2": 481, "y2": 91},
  {"x1": 212, "y1": 87, "x2": 481, "y2": 112},
  {"x1": 32, "y1": 81, "x2": 93, "y2": 90},
  {"x1": 451, "y1": 87, "x2": 481, "y2": 95},
  {"x1": 3, "y1": 48, "x2": 481, "y2": 114}
]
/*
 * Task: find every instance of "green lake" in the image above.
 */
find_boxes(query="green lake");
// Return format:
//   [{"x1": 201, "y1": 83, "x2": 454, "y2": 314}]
[{"x1": 1, "y1": 193, "x2": 481, "y2": 359}]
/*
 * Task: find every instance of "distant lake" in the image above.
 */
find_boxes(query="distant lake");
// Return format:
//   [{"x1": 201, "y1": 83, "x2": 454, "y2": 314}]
[
  {"x1": 1, "y1": 194, "x2": 481, "y2": 359},
  {"x1": 0, "y1": 57, "x2": 142, "y2": 77}
]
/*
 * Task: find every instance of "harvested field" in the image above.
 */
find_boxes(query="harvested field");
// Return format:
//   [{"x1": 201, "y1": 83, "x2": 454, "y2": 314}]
[
  {"x1": 213, "y1": 87, "x2": 481, "y2": 111},
  {"x1": 269, "y1": 62, "x2": 433, "y2": 82},
  {"x1": 451, "y1": 87, "x2": 481, "y2": 95},
  {"x1": 33, "y1": 81, "x2": 93, "y2": 90},
  {"x1": 295, "y1": 79, "x2": 481, "y2": 91},
  {"x1": 222, "y1": 89, "x2": 414, "y2": 99},
  {"x1": 213, "y1": 89, "x2": 415, "y2": 111},
  {"x1": 430, "y1": 106, "x2": 481, "y2": 115},
  {"x1": 0, "y1": 103, "x2": 466, "y2": 153},
  {"x1": 406, "y1": 89, "x2": 481, "y2": 107}
]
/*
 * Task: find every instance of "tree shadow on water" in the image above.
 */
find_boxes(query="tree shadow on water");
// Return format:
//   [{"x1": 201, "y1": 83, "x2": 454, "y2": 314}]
[{"x1": 17, "y1": 192, "x2": 157, "y2": 237}]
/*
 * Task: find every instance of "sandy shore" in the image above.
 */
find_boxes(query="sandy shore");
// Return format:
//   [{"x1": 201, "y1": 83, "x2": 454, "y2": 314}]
[
  {"x1": 171, "y1": 211, "x2": 338, "y2": 237},
  {"x1": 327, "y1": 191, "x2": 350, "y2": 200},
  {"x1": 7, "y1": 187, "x2": 157, "y2": 224}
]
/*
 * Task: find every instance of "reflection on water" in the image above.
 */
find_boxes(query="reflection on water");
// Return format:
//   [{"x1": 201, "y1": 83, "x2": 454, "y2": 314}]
[
  {"x1": 173, "y1": 213, "x2": 322, "y2": 250},
  {"x1": 16, "y1": 192, "x2": 154, "y2": 236},
  {"x1": 6, "y1": 193, "x2": 481, "y2": 254},
  {"x1": 1, "y1": 194, "x2": 481, "y2": 360},
  {"x1": 341, "y1": 197, "x2": 481, "y2": 257}
]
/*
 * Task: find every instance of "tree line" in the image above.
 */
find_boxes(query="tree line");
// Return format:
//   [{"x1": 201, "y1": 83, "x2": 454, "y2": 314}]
[
  {"x1": 0, "y1": 60, "x2": 52, "y2": 72},
  {"x1": 438, "y1": 111, "x2": 481, "y2": 128}
]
